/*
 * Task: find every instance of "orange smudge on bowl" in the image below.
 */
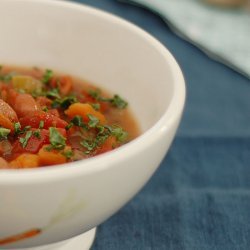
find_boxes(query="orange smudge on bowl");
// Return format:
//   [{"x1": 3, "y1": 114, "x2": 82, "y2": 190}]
[{"x1": 0, "y1": 228, "x2": 41, "y2": 246}]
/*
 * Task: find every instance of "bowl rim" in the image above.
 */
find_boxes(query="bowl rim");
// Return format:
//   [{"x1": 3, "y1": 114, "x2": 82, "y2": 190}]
[{"x1": 0, "y1": 0, "x2": 186, "y2": 184}]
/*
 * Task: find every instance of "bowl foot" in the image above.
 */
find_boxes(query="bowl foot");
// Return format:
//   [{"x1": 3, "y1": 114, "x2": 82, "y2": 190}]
[
  {"x1": 53, "y1": 228, "x2": 96, "y2": 250},
  {"x1": 1, "y1": 228, "x2": 96, "y2": 250}
]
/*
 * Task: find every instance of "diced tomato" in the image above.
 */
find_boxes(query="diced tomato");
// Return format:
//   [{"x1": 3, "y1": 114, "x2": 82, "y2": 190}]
[
  {"x1": 12, "y1": 129, "x2": 50, "y2": 154},
  {"x1": 8, "y1": 91, "x2": 39, "y2": 118},
  {"x1": 19, "y1": 111, "x2": 68, "y2": 129},
  {"x1": 0, "y1": 98, "x2": 18, "y2": 131},
  {"x1": 0, "y1": 99, "x2": 18, "y2": 122},
  {"x1": 81, "y1": 90, "x2": 95, "y2": 103},
  {"x1": 36, "y1": 96, "x2": 52, "y2": 108},
  {"x1": 0, "y1": 84, "x2": 10, "y2": 101},
  {"x1": 49, "y1": 76, "x2": 73, "y2": 95},
  {"x1": 7, "y1": 88, "x2": 18, "y2": 105},
  {"x1": 59, "y1": 76, "x2": 73, "y2": 95},
  {"x1": 12, "y1": 128, "x2": 66, "y2": 154},
  {"x1": 49, "y1": 77, "x2": 58, "y2": 88},
  {"x1": 47, "y1": 109, "x2": 60, "y2": 117},
  {"x1": 0, "y1": 140, "x2": 12, "y2": 156},
  {"x1": 56, "y1": 128, "x2": 67, "y2": 137}
]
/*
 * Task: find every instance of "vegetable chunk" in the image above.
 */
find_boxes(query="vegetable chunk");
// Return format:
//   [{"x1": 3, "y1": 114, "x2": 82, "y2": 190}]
[{"x1": 65, "y1": 103, "x2": 106, "y2": 125}]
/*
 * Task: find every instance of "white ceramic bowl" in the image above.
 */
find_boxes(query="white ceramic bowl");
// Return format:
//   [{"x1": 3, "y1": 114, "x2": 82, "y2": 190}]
[{"x1": 0, "y1": 0, "x2": 185, "y2": 249}]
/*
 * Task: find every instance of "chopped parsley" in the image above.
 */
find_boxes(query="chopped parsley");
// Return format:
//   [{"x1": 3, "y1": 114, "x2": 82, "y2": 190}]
[
  {"x1": 14, "y1": 122, "x2": 31, "y2": 136},
  {"x1": 48, "y1": 127, "x2": 66, "y2": 150},
  {"x1": 80, "y1": 139, "x2": 99, "y2": 154},
  {"x1": 90, "y1": 103, "x2": 100, "y2": 111},
  {"x1": 66, "y1": 115, "x2": 88, "y2": 130},
  {"x1": 110, "y1": 95, "x2": 128, "y2": 109},
  {"x1": 108, "y1": 125, "x2": 128, "y2": 142},
  {"x1": 39, "y1": 120, "x2": 44, "y2": 129},
  {"x1": 33, "y1": 130, "x2": 41, "y2": 139},
  {"x1": 88, "y1": 90, "x2": 128, "y2": 109},
  {"x1": 62, "y1": 150, "x2": 74, "y2": 159},
  {"x1": 46, "y1": 88, "x2": 60, "y2": 99},
  {"x1": 0, "y1": 128, "x2": 11, "y2": 139},
  {"x1": 42, "y1": 69, "x2": 53, "y2": 84},
  {"x1": 80, "y1": 123, "x2": 127, "y2": 154},
  {"x1": 88, "y1": 114, "x2": 99, "y2": 128},
  {"x1": 0, "y1": 72, "x2": 16, "y2": 83},
  {"x1": 19, "y1": 131, "x2": 33, "y2": 148},
  {"x1": 14, "y1": 122, "x2": 22, "y2": 135},
  {"x1": 51, "y1": 95, "x2": 78, "y2": 109},
  {"x1": 42, "y1": 106, "x2": 49, "y2": 112}
]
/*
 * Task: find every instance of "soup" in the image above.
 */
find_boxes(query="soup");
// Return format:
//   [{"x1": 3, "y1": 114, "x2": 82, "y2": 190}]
[{"x1": 0, "y1": 66, "x2": 140, "y2": 168}]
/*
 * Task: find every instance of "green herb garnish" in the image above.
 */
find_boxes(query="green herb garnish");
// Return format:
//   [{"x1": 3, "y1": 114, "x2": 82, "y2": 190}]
[
  {"x1": 48, "y1": 127, "x2": 66, "y2": 150},
  {"x1": 46, "y1": 88, "x2": 60, "y2": 99},
  {"x1": 14, "y1": 122, "x2": 22, "y2": 135},
  {"x1": 90, "y1": 103, "x2": 100, "y2": 111},
  {"x1": 42, "y1": 106, "x2": 49, "y2": 112},
  {"x1": 19, "y1": 131, "x2": 33, "y2": 148},
  {"x1": 39, "y1": 120, "x2": 44, "y2": 129},
  {"x1": 108, "y1": 125, "x2": 128, "y2": 142},
  {"x1": 80, "y1": 139, "x2": 98, "y2": 154},
  {"x1": 109, "y1": 95, "x2": 128, "y2": 109},
  {"x1": 14, "y1": 123, "x2": 31, "y2": 136},
  {"x1": 62, "y1": 150, "x2": 74, "y2": 159},
  {"x1": 88, "y1": 90, "x2": 127, "y2": 109},
  {"x1": 42, "y1": 69, "x2": 53, "y2": 84},
  {"x1": 88, "y1": 114, "x2": 99, "y2": 128},
  {"x1": 79, "y1": 124, "x2": 127, "y2": 154},
  {"x1": 0, "y1": 127, "x2": 11, "y2": 139},
  {"x1": 0, "y1": 72, "x2": 16, "y2": 83},
  {"x1": 66, "y1": 116, "x2": 88, "y2": 130},
  {"x1": 51, "y1": 95, "x2": 78, "y2": 109},
  {"x1": 33, "y1": 130, "x2": 41, "y2": 139}
]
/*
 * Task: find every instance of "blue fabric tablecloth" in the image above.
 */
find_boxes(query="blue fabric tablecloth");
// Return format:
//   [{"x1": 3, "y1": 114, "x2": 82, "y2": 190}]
[{"x1": 72, "y1": 1, "x2": 250, "y2": 249}]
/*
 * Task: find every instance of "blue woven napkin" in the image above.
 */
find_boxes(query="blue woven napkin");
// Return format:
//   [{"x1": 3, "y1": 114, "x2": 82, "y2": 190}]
[
  {"x1": 93, "y1": 137, "x2": 250, "y2": 250},
  {"x1": 121, "y1": 0, "x2": 250, "y2": 78}
]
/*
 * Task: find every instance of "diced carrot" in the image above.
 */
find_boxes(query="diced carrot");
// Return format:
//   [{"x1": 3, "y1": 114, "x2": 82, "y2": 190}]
[
  {"x1": 96, "y1": 136, "x2": 117, "y2": 155},
  {"x1": 0, "y1": 113, "x2": 14, "y2": 131},
  {"x1": 65, "y1": 103, "x2": 106, "y2": 125},
  {"x1": 0, "y1": 157, "x2": 9, "y2": 169},
  {"x1": 9, "y1": 154, "x2": 40, "y2": 168},
  {"x1": 38, "y1": 145, "x2": 67, "y2": 166},
  {"x1": 81, "y1": 90, "x2": 109, "y2": 112}
]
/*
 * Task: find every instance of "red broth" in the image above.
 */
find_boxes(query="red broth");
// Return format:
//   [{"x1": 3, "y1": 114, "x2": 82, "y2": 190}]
[{"x1": 0, "y1": 66, "x2": 140, "y2": 168}]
